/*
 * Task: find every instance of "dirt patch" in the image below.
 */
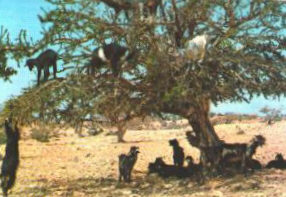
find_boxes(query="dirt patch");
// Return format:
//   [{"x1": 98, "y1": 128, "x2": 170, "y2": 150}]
[{"x1": 1, "y1": 120, "x2": 286, "y2": 196}]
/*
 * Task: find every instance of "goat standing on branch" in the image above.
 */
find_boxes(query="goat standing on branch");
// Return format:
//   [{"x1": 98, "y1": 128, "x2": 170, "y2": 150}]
[
  {"x1": 99, "y1": 0, "x2": 164, "y2": 21},
  {"x1": 141, "y1": 0, "x2": 163, "y2": 21},
  {"x1": 86, "y1": 43, "x2": 135, "y2": 77},
  {"x1": 26, "y1": 49, "x2": 58, "y2": 85},
  {"x1": 184, "y1": 34, "x2": 211, "y2": 61}
]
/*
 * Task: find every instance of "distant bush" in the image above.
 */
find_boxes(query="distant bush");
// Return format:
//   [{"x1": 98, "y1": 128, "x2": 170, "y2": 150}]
[
  {"x1": 260, "y1": 106, "x2": 283, "y2": 123},
  {"x1": 211, "y1": 114, "x2": 258, "y2": 125},
  {"x1": 273, "y1": 116, "x2": 283, "y2": 122},
  {"x1": 87, "y1": 127, "x2": 104, "y2": 136},
  {"x1": 161, "y1": 114, "x2": 181, "y2": 121},
  {"x1": 30, "y1": 124, "x2": 54, "y2": 143},
  {"x1": 209, "y1": 112, "x2": 216, "y2": 118},
  {"x1": 237, "y1": 114, "x2": 258, "y2": 121},
  {"x1": 31, "y1": 128, "x2": 50, "y2": 142}
]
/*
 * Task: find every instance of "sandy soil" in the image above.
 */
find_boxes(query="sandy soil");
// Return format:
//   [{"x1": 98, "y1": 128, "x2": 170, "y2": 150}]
[{"x1": 2, "y1": 120, "x2": 286, "y2": 196}]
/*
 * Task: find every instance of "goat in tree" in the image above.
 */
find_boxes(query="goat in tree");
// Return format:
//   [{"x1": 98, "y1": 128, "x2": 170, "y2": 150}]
[
  {"x1": 86, "y1": 43, "x2": 135, "y2": 77},
  {"x1": 266, "y1": 153, "x2": 286, "y2": 169},
  {"x1": 169, "y1": 139, "x2": 185, "y2": 167},
  {"x1": 100, "y1": 0, "x2": 134, "y2": 19},
  {"x1": 0, "y1": 118, "x2": 20, "y2": 197},
  {"x1": 184, "y1": 34, "x2": 212, "y2": 61},
  {"x1": 141, "y1": 0, "x2": 163, "y2": 20},
  {"x1": 100, "y1": 0, "x2": 163, "y2": 21},
  {"x1": 26, "y1": 49, "x2": 58, "y2": 85},
  {"x1": 118, "y1": 146, "x2": 140, "y2": 182}
]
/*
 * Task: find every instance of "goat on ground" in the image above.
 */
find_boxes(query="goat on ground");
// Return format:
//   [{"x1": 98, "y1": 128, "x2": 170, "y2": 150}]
[
  {"x1": 148, "y1": 160, "x2": 158, "y2": 174},
  {"x1": 185, "y1": 156, "x2": 204, "y2": 184},
  {"x1": 219, "y1": 135, "x2": 265, "y2": 174},
  {"x1": 222, "y1": 156, "x2": 262, "y2": 174},
  {"x1": 247, "y1": 159, "x2": 262, "y2": 170},
  {"x1": 169, "y1": 139, "x2": 185, "y2": 167},
  {"x1": 148, "y1": 157, "x2": 189, "y2": 178},
  {"x1": 266, "y1": 153, "x2": 286, "y2": 169},
  {"x1": 118, "y1": 146, "x2": 140, "y2": 182},
  {"x1": 186, "y1": 131, "x2": 265, "y2": 175},
  {"x1": 1, "y1": 118, "x2": 20, "y2": 197}
]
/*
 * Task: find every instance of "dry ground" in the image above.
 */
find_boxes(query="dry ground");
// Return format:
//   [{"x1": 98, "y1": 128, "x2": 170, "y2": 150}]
[{"x1": 2, "y1": 120, "x2": 286, "y2": 196}]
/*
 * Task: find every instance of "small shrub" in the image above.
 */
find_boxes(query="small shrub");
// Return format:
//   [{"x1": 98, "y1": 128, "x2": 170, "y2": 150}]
[
  {"x1": 236, "y1": 130, "x2": 245, "y2": 135},
  {"x1": 30, "y1": 127, "x2": 51, "y2": 142},
  {"x1": 87, "y1": 127, "x2": 104, "y2": 136},
  {"x1": 224, "y1": 118, "x2": 233, "y2": 124},
  {"x1": 273, "y1": 116, "x2": 282, "y2": 122}
]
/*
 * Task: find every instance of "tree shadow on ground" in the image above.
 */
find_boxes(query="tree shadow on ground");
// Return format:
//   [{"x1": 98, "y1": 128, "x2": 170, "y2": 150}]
[
  {"x1": 17, "y1": 171, "x2": 268, "y2": 197},
  {"x1": 111, "y1": 140, "x2": 155, "y2": 144}
]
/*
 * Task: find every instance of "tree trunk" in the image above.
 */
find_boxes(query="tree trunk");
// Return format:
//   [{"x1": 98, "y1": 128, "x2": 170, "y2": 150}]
[
  {"x1": 187, "y1": 106, "x2": 223, "y2": 176},
  {"x1": 188, "y1": 108, "x2": 221, "y2": 147},
  {"x1": 117, "y1": 124, "x2": 127, "y2": 143},
  {"x1": 75, "y1": 121, "x2": 84, "y2": 137}
]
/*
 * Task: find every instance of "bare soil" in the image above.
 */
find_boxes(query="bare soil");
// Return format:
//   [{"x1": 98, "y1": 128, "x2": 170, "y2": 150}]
[{"x1": 2, "y1": 119, "x2": 286, "y2": 196}]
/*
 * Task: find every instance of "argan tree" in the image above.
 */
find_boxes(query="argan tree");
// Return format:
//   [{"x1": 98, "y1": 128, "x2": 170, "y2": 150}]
[{"x1": 1, "y1": 0, "x2": 286, "y2": 160}]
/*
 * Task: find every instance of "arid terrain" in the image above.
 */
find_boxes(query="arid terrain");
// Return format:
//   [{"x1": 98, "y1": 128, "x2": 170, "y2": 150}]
[{"x1": 1, "y1": 118, "x2": 286, "y2": 197}]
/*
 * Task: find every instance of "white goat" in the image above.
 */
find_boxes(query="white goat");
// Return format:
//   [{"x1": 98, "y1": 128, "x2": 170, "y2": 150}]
[{"x1": 185, "y1": 34, "x2": 210, "y2": 61}]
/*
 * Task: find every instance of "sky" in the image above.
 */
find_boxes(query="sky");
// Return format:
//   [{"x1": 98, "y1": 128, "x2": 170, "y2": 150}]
[{"x1": 0, "y1": 0, "x2": 286, "y2": 115}]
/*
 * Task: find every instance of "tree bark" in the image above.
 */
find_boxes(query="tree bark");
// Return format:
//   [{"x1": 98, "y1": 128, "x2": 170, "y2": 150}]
[
  {"x1": 117, "y1": 124, "x2": 127, "y2": 143},
  {"x1": 187, "y1": 104, "x2": 223, "y2": 175},
  {"x1": 75, "y1": 121, "x2": 84, "y2": 137},
  {"x1": 188, "y1": 106, "x2": 221, "y2": 147}
]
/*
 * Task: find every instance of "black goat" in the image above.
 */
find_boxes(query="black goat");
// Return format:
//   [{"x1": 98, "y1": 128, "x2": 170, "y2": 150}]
[
  {"x1": 1, "y1": 119, "x2": 20, "y2": 197},
  {"x1": 26, "y1": 49, "x2": 58, "y2": 85},
  {"x1": 148, "y1": 160, "x2": 158, "y2": 174},
  {"x1": 186, "y1": 131, "x2": 222, "y2": 175},
  {"x1": 185, "y1": 156, "x2": 204, "y2": 184},
  {"x1": 266, "y1": 153, "x2": 286, "y2": 169},
  {"x1": 149, "y1": 157, "x2": 189, "y2": 178},
  {"x1": 169, "y1": 139, "x2": 184, "y2": 167},
  {"x1": 222, "y1": 157, "x2": 262, "y2": 174},
  {"x1": 218, "y1": 135, "x2": 265, "y2": 175},
  {"x1": 87, "y1": 43, "x2": 135, "y2": 77},
  {"x1": 247, "y1": 159, "x2": 262, "y2": 170},
  {"x1": 186, "y1": 131, "x2": 265, "y2": 175},
  {"x1": 185, "y1": 156, "x2": 202, "y2": 175},
  {"x1": 118, "y1": 146, "x2": 140, "y2": 182}
]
